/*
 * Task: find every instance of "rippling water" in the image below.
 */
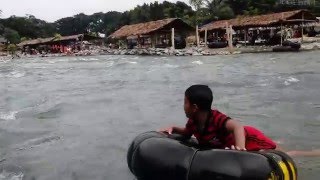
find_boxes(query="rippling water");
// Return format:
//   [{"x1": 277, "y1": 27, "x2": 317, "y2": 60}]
[{"x1": 1, "y1": 52, "x2": 320, "y2": 179}]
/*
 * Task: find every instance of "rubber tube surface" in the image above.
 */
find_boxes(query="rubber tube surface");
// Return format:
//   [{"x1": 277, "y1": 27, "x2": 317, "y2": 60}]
[{"x1": 127, "y1": 132, "x2": 297, "y2": 180}]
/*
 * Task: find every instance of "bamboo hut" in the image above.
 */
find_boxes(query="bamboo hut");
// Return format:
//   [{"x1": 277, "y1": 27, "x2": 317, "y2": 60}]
[
  {"x1": 108, "y1": 18, "x2": 194, "y2": 49},
  {"x1": 200, "y1": 10, "x2": 318, "y2": 46}
]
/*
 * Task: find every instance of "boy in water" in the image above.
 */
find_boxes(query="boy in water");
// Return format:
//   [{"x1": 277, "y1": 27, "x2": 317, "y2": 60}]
[{"x1": 160, "y1": 85, "x2": 320, "y2": 156}]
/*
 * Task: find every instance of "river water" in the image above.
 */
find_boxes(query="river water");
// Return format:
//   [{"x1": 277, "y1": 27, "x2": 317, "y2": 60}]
[{"x1": 1, "y1": 52, "x2": 320, "y2": 180}]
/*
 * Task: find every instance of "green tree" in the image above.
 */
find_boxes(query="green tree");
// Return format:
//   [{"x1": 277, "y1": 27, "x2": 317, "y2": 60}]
[
  {"x1": 189, "y1": 0, "x2": 234, "y2": 23},
  {"x1": 0, "y1": 15, "x2": 55, "y2": 39},
  {"x1": 3, "y1": 28, "x2": 20, "y2": 44},
  {"x1": 189, "y1": 0, "x2": 203, "y2": 10},
  {"x1": 226, "y1": 0, "x2": 277, "y2": 16},
  {"x1": 0, "y1": 23, "x2": 5, "y2": 35}
]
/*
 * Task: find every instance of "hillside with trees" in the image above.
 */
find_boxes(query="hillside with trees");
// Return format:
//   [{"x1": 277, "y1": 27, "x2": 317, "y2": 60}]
[{"x1": 0, "y1": 0, "x2": 319, "y2": 44}]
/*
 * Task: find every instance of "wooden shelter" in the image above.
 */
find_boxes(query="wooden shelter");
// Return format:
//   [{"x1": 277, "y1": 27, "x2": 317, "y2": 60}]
[
  {"x1": 18, "y1": 34, "x2": 103, "y2": 54},
  {"x1": 18, "y1": 34, "x2": 102, "y2": 48},
  {"x1": 200, "y1": 10, "x2": 317, "y2": 32},
  {"x1": 109, "y1": 18, "x2": 194, "y2": 49},
  {"x1": 199, "y1": 10, "x2": 318, "y2": 46}
]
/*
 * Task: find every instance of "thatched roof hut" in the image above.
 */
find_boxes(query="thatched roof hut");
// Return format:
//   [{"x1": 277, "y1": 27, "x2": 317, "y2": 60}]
[
  {"x1": 200, "y1": 10, "x2": 317, "y2": 32},
  {"x1": 109, "y1": 18, "x2": 194, "y2": 39},
  {"x1": 18, "y1": 34, "x2": 103, "y2": 47},
  {"x1": 18, "y1": 37, "x2": 55, "y2": 47}
]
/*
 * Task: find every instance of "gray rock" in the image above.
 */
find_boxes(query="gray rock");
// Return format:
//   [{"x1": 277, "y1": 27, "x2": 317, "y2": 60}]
[
  {"x1": 192, "y1": 52, "x2": 203, "y2": 56},
  {"x1": 186, "y1": 49, "x2": 193, "y2": 55},
  {"x1": 197, "y1": 48, "x2": 204, "y2": 52},
  {"x1": 201, "y1": 51, "x2": 210, "y2": 56},
  {"x1": 129, "y1": 50, "x2": 136, "y2": 55},
  {"x1": 137, "y1": 49, "x2": 149, "y2": 55}
]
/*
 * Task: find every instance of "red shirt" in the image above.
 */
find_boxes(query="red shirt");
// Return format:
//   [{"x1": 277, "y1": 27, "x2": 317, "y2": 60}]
[{"x1": 184, "y1": 109, "x2": 276, "y2": 151}]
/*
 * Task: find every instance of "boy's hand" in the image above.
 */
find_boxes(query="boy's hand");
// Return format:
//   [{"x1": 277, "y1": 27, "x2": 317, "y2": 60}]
[
  {"x1": 225, "y1": 145, "x2": 247, "y2": 151},
  {"x1": 159, "y1": 127, "x2": 174, "y2": 135}
]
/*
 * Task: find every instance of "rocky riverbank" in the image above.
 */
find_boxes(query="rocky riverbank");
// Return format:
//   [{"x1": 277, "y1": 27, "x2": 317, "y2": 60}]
[
  {"x1": 99, "y1": 42, "x2": 320, "y2": 56},
  {"x1": 100, "y1": 47, "x2": 233, "y2": 56},
  {"x1": 1, "y1": 42, "x2": 320, "y2": 60}
]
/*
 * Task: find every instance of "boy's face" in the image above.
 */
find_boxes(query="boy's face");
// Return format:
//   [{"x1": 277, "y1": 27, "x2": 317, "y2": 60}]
[{"x1": 184, "y1": 96, "x2": 197, "y2": 119}]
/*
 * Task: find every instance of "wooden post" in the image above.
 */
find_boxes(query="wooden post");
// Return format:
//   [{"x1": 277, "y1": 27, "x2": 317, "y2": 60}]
[
  {"x1": 244, "y1": 29, "x2": 247, "y2": 46},
  {"x1": 124, "y1": 39, "x2": 128, "y2": 49},
  {"x1": 229, "y1": 25, "x2": 234, "y2": 51},
  {"x1": 281, "y1": 12, "x2": 284, "y2": 46},
  {"x1": 204, "y1": 29, "x2": 208, "y2": 47},
  {"x1": 196, "y1": 25, "x2": 200, "y2": 47},
  {"x1": 164, "y1": 34, "x2": 167, "y2": 46},
  {"x1": 151, "y1": 35, "x2": 156, "y2": 48},
  {"x1": 171, "y1": 28, "x2": 175, "y2": 49},
  {"x1": 226, "y1": 22, "x2": 229, "y2": 43},
  {"x1": 137, "y1": 36, "x2": 141, "y2": 48},
  {"x1": 226, "y1": 23, "x2": 233, "y2": 52},
  {"x1": 226, "y1": 22, "x2": 231, "y2": 47},
  {"x1": 301, "y1": 12, "x2": 304, "y2": 43},
  {"x1": 281, "y1": 23, "x2": 283, "y2": 46}
]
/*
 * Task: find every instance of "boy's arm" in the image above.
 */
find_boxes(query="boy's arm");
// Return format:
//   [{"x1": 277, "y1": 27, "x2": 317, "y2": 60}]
[
  {"x1": 225, "y1": 119, "x2": 246, "y2": 150},
  {"x1": 160, "y1": 119, "x2": 193, "y2": 138},
  {"x1": 172, "y1": 127, "x2": 191, "y2": 136},
  {"x1": 160, "y1": 126, "x2": 192, "y2": 137}
]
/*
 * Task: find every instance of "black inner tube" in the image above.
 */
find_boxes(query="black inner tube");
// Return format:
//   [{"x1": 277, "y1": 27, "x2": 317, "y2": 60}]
[{"x1": 127, "y1": 132, "x2": 297, "y2": 180}]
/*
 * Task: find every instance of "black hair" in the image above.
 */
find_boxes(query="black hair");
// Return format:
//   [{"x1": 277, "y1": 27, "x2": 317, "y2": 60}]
[{"x1": 185, "y1": 85, "x2": 213, "y2": 111}]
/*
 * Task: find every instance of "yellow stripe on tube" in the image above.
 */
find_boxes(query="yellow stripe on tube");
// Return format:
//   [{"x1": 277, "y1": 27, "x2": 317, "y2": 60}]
[
  {"x1": 278, "y1": 161, "x2": 290, "y2": 180},
  {"x1": 268, "y1": 171, "x2": 277, "y2": 180},
  {"x1": 288, "y1": 162, "x2": 297, "y2": 180}
]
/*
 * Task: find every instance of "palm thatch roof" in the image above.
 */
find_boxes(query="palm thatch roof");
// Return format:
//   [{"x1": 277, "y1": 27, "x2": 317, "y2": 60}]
[
  {"x1": 18, "y1": 37, "x2": 55, "y2": 46},
  {"x1": 18, "y1": 34, "x2": 102, "y2": 47},
  {"x1": 109, "y1": 18, "x2": 194, "y2": 39},
  {"x1": 200, "y1": 9, "x2": 317, "y2": 32}
]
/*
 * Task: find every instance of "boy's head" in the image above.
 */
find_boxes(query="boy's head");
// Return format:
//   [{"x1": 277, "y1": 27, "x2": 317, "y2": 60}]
[{"x1": 184, "y1": 85, "x2": 213, "y2": 118}]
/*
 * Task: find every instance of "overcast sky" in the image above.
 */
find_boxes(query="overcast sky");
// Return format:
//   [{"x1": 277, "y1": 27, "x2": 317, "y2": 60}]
[{"x1": 1, "y1": 0, "x2": 190, "y2": 22}]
